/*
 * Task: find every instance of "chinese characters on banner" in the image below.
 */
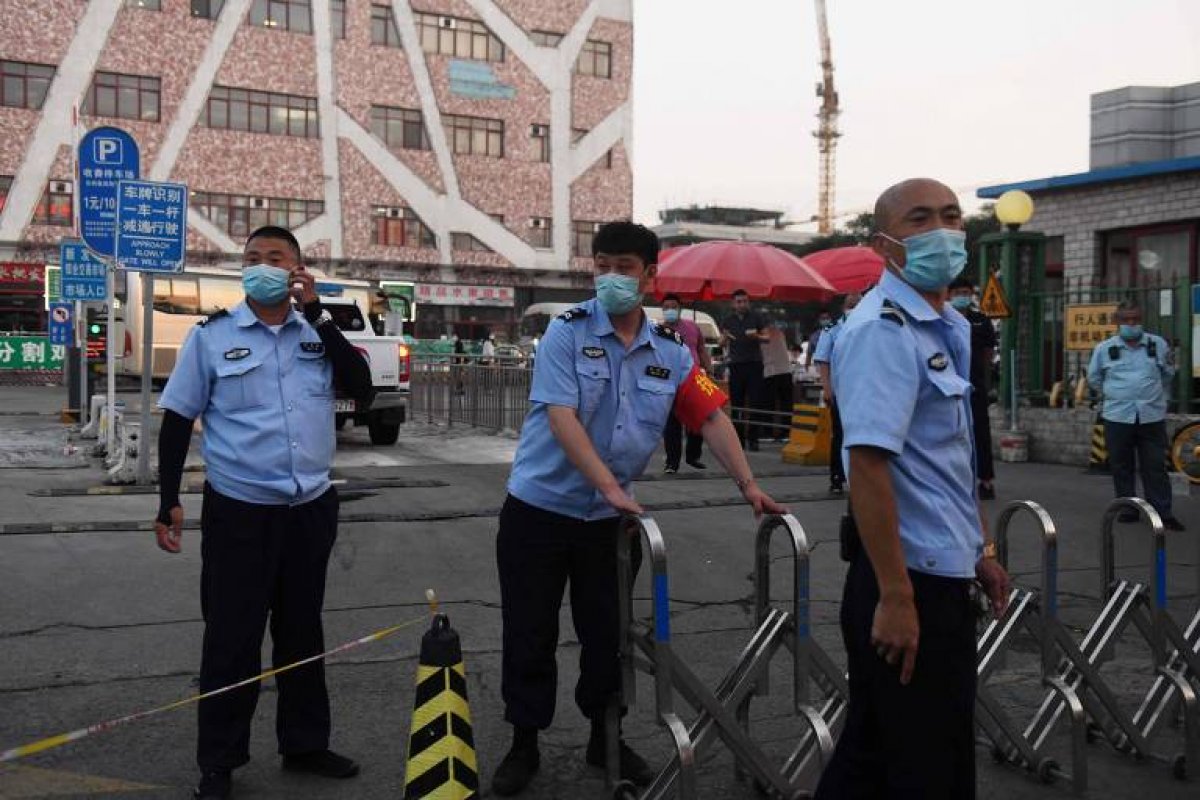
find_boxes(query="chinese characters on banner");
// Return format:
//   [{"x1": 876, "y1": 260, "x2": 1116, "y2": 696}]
[
  {"x1": 1063, "y1": 304, "x2": 1119, "y2": 351},
  {"x1": 0, "y1": 263, "x2": 46, "y2": 284},
  {"x1": 415, "y1": 283, "x2": 515, "y2": 307},
  {"x1": 0, "y1": 336, "x2": 66, "y2": 370}
]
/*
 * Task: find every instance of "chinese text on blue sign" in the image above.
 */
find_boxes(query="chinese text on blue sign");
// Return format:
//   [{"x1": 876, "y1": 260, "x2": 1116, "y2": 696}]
[
  {"x1": 48, "y1": 302, "x2": 73, "y2": 347},
  {"x1": 115, "y1": 180, "x2": 188, "y2": 273},
  {"x1": 78, "y1": 127, "x2": 140, "y2": 258},
  {"x1": 60, "y1": 240, "x2": 110, "y2": 301}
]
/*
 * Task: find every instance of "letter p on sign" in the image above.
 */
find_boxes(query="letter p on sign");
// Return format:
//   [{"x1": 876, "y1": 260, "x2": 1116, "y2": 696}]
[{"x1": 94, "y1": 137, "x2": 123, "y2": 164}]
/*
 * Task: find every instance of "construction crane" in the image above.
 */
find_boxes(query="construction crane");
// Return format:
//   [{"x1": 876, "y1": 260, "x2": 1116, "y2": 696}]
[{"x1": 813, "y1": 0, "x2": 841, "y2": 234}]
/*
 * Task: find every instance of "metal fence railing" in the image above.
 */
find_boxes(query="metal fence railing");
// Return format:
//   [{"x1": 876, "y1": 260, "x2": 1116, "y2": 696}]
[{"x1": 410, "y1": 355, "x2": 534, "y2": 432}]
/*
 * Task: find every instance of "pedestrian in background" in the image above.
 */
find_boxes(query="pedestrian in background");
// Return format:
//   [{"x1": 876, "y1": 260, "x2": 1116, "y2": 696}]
[
  {"x1": 661, "y1": 293, "x2": 711, "y2": 473},
  {"x1": 948, "y1": 276, "x2": 998, "y2": 499},
  {"x1": 761, "y1": 321, "x2": 794, "y2": 442},
  {"x1": 720, "y1": 289, "x2": 770, "y2": 451},
  {"x1": 1087, "y1": 300, "x2": 1184, "y2": 530},
  {"x1": 491, "y1": 222, "x2": 786, "y2": 796},
  {"x1": 805, "y1": 310, "x2": 833, "y2": 372},
  {"x1": 154, "y1": 226, "x2": 374, "y2": 800},
  {"x1": 813, "y1": 291, "x2": 862, "y2": 496},
  {"x1": 816, "y1": 178, "x2": 1010, "y2": 799}
]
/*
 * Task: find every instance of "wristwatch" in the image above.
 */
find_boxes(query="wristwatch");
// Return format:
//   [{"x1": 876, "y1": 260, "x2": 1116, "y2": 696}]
[
  {"x1": 311, "y1": 309, "x2": 333, "y2": 329},
  {"x1": 982, "y1": 540, "x2": 998, "y2": 560}
]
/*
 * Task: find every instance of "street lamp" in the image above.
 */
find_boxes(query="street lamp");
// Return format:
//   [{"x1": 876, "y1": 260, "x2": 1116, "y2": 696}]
[{"x1": 994, "y1": 190, "x2": 1034, "y2": 231}]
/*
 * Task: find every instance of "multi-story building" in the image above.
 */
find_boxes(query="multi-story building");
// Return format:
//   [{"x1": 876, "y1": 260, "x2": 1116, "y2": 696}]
[{"x1": 0, "y1": 0, "x2": 632, "y2": 337}]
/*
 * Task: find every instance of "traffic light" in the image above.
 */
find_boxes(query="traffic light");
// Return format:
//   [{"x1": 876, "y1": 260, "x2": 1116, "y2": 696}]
[{"x1": 85, "y1": 309, "x2": 106, "y2": 361}]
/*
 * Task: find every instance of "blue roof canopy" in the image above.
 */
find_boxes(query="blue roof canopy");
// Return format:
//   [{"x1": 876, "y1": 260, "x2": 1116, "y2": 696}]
[{"x1": 977, "y1": 155, "x2": 1200, "y2": 199}]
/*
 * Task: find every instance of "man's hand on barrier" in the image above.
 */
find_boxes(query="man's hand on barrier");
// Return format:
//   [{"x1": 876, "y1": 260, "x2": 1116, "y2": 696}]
[
  {"x1": 602, "y1": 484, "x2": 644, "y2": 517},
  {"x1": 741, "y1": 481, "x2": 787, "y2": 518},
  {"x1": 976, "y1": 556, "x2": 1011, "y2": 618},
  {"x1": 155, "y1": 505, "x2": 184, "y2": 554},
  {"x1": 872, "y1": 592, "x2": 920, "y2": 685}
]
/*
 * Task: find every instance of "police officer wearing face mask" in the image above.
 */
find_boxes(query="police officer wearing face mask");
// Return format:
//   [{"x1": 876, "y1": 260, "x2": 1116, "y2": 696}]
[
  {"x1": 154, "y1": 226, "x2": 374, "y2": 800},
  {"x1": 491, "y1": 221, "x2": 787, "y2": 796},
  {"x1": 948, "y1": 276, "x2": 998, "y2": 499},
  {"x1": 813, "y1": 291, "x2": 862, "y2": 496},
  {"x1": 815, "y1": 180, "x2": 1011, "y2": 800},
  {"x1": 1087, "y1": 301, "x2": 1184, "y2": 531}
]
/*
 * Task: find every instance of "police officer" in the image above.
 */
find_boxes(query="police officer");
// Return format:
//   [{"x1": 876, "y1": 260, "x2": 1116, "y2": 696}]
[
  {"x1": 721, "y1": 289, "x2": 771, "y2": 450},
  {"x1": 813, "y1": 291, "x2": 862, "y2": 496},
  {"x1": 948, "y1": 276, "x2": 998, "y2": 499},
  {"x1": 1087, "y1": 301, "x2": 1184, "y2": 530},
  {"x1": 815, "y1": 179, "x2": 1010, "y2": 799},
  {"x1": 492, "y1": 222, "x2": 786, "y2": 796},
  {"x1": 154, "y1": 226, "x2": 374, "y2": 800}
]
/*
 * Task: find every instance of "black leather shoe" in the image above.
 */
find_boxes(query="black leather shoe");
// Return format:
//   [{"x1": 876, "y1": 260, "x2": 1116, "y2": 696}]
[
  {"x1": 491, "y1": 743, "x2": 540, "y2": 796},
  {"x1": 281, "y1": 750, "x2": 360, "y2": 779},
  {"x1": 978, "y1": 482, "x2": 996, "y2": 500},
  {"x1": 1163, "y1": 516, "x2": 1186, "y2": 532},
  {"x1": 686, "y1": 459, "x2": 707, "y2": 470},
  {"x1": 194, "y1": 770, "x2": 231, "y2": 800},
  {"x1": 586, "y1": 732, "x2": 655, "y2": 786}
]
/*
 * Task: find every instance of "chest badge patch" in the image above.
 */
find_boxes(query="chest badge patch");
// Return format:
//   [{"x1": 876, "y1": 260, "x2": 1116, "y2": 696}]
[
  {"x1": 300, "y1": 341, "x2": 325, "y2": 354},
  {"x1": 582, "y1": 346, "x2": 605, "y2": 359},
  {"x1": 224, "y1": 347, "x2": 251, "y2": 361},
  {"x1": 927, "y1": 352, "x2": 948, "y2": 372},
  {"x1": 645, "y1": 365, "x2": 671, "y2": 380}
]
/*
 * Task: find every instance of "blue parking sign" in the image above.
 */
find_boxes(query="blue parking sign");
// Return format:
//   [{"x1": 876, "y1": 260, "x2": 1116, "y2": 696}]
[
  {"x1": 60, "y1": 240, "x2": 110, "y2": 302},
  {"x1": 78, "y1": 127, "x2": 140, "y2": 258},
  {"x1": 115, "y1": 180, "x2": 188, "y2": 273},
  {"x1": 48, "y1": 302, "x2": 73, "y2": 347}
]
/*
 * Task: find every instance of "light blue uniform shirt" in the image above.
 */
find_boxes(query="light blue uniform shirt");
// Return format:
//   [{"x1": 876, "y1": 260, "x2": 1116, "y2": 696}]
[
  {"x1": 812, "y1": 319, "x2": 844, "y2": 364},
  {"x1": 832, "y1": 270, "x2": 981, "y2": 578},
  {"x1": 1087, "y1": 333, "x2": 1174, "y2": 424},
  {"x1": 508, "y1": 298, "x2": 695, "y2": 521},
  {"x1": 159, "y1": 302, "x2": 335, "y2": 506}
]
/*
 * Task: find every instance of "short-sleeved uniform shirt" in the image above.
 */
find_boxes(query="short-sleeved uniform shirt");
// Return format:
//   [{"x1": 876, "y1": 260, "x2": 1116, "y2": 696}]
[
  {"x1": 722, "y1": 310, "x2": 768, "y2": 363},
  {"x1": 833, "y1": 270, "x2": 981, "y2": 578},
  {"x1": 159, "y1": 302, "x2": 335, "y2": 506},
  {"x1": 812, "y1": 319, "x2": 843, "y2": 365},
  {"x1": 1087, "y1": 332, "x2": 1175, "y2": 425},
  {"x1": 508, "y1": 298, "x2": 725, "y2": 521}
]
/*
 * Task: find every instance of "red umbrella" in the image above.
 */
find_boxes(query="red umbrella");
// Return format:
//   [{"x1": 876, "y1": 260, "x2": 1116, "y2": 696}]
[
  {"x1": 653, "y1": 241, "x2": 835, "y2": 302},
  {"x1": 798, "y1": 246, "x2": 884, "y2": 293}
]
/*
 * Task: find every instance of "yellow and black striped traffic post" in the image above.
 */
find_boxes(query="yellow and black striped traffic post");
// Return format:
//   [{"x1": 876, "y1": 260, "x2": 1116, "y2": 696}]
[
  {"x1": 1088, "y1": 414, "x2": 1109, "y2": 473},
  {"x1": 404, "y1": 614, "x2": 478, "y2": 799}
]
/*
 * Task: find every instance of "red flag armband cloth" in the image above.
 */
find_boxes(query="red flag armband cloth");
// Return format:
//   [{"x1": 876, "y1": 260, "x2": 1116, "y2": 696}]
[{"x1": 673, "y1": 365, "x2": 728, "y2": 433}]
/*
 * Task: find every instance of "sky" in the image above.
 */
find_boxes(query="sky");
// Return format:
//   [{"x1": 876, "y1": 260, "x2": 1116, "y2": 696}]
[{"x1": 631, "y1": 0, "x2": 1200, "y2": 229}]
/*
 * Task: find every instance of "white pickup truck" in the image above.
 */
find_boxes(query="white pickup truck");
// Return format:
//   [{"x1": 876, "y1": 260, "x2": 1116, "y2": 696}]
[{"x1": 322, "y1": 296, "x2": 410, "y2": 445}]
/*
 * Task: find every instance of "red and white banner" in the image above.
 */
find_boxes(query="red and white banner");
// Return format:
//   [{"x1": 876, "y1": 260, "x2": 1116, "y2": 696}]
[
  {"x1": 0, "y1": 263, "x2": 45, "y2": 285},
  {"x1": 415, "y1": 283, "x2": 514, "y2": 307}
]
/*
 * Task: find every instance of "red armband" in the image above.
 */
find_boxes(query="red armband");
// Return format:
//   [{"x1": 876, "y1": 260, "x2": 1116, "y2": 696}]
[{"x1": 673, "y1": 365, "x2": 728, "y2": 433}]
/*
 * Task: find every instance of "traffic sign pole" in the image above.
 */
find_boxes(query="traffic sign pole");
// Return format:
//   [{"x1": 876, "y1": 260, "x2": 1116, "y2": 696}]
[
  {"x1": 136, "y1": 273, "x2": 154, "y2": 485},
  {"x1": 77, "y1": 299, "x2": 88, "y2": 428},
  {"x1": 106, "y1": 264, "x2": 116, "y2": 461}
]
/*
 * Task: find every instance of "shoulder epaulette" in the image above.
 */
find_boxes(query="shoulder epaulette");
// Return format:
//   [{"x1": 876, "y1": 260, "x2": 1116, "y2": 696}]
[
  {"x1": 557, "y1": 307, "x2": 589, "y2": 322},
  {"x1": 652, "y1": 323, "x2": 683, "y2": 345},
  {"x1": 197, "y1": 309, "x2": 229, "y2": 327},
  {"x1": 879, "y1": 300, "x2": 905, "y2": 326}
]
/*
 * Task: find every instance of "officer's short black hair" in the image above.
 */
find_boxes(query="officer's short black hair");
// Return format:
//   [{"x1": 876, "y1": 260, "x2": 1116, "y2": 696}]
[
  {"x1": 247, "y1": 225, "x2": 302, "y2": 260},
  {"x1": 732, "y1": 288, "x2": 749, "y2": 299},
  {"x1": 661, "y1": 293, "x2": 682, "y2": 306},
  {"x1": 948, "y1": 275, "x2": 975, "y2": 291},
  {"x1": 592, "y1": 221, "x2": 659, "y2": 266}
]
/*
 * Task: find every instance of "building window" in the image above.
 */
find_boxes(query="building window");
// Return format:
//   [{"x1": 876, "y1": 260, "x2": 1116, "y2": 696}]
[
  {"x1": 1, "y1": 61, "x2": 55, "y2": 111},
  {"x1": 452, "y1": 214, "x2": 503, "y2": 252},
  {"x1": 126, "y1": 0, "x2": 161, "y2": 9},
  {"x1": 528, "y1": 217, "x2": 551, "y2": 249},
  {"x1": 530, "y1": 30, "x2": 563, "y2": 47},
  {"x1": 248, "y1": 0, "x2": 312, "y2": 34},
  {"x1": 414, "y1": 12, "x2": 504, "y2": 62},
  {"x1": 191, "y1": 191, "x2": 323, "y2": 238},
  {"x1": 531, "y1": 124, "x2": 550, "y2": 163},
  {"x1": 205, "y1": 86, "x2": 319, "y2": 137},
  {"x1": 83, "y1": 72, "x2": 161, "y2": 122},
  {"x1": 191, "y1": 0, "x2": 224, "y2": 19},
  {"x1": 372, "y1": 206, "x2": 436, "y2": 248},
  {"x1": 332, "y1": 0, "x2": 346, "y2": 39},
  {"x1": 33, "y1": 181, "x2": 73, "y2": 227},
  {"x1": 370, "y1": 4, "x2": 402, "y2": 47},
  {"x1": 443, "y1": 114, "x2": 503, "y2": 157},
  {"x1": 0, "y1": 176, "x2": 9, "y2": 214},
  {"x1": 572, "y1": 128, "x2": 614, "y2": 169},
  {"x1": 577, "y1": 39, "x2": 612, "y2": 78},
  {"x1": 572, "y1": 221, "x2": 602, "y2": 257},
  {"x1": 369, "y1": 106, "x2": 429, "y2": 150}
]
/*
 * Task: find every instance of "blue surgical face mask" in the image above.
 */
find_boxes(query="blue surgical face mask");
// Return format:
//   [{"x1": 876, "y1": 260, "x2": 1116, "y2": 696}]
[
  {"x1": 663, "y1": 308, "x2": 681, "y2": 324},
  {"x1": 243, "y1": 264, "x2": 291, "y2": 305},
  {"x1": 594, "y1": 273, "x2": 642, "y2": 315},
  {"x1": 882, "y1": 228, "x2": 968, "y2": 291},
  {"x1": 949, "y1": 295, "x2": 972, "y2": 311},
  {"x1": 1119, "y1": 324, "x2": 1143, "y2": 341}
]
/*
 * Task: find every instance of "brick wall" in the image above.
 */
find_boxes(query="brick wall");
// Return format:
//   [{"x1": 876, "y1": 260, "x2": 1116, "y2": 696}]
[{"x1": 990, "y1": 406, "x2": 1192, "y2": 466}]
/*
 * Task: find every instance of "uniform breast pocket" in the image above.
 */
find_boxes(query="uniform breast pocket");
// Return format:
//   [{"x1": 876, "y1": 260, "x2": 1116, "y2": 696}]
[
  {"x1": 575, "y1": 360, "x2": 611, "y2": 419},
  {"x1": 634, "y1": 377, "x2": 676, "y2": 430},
  {"x1": 211, "y1": 357, "x2": 271, "y2": 411},
  {"x1": 923, "y1": 371, "x2": 971, "y2": 445},
  {"x1": 296, "y1": 351, "x2": 332, "y2": 399}
]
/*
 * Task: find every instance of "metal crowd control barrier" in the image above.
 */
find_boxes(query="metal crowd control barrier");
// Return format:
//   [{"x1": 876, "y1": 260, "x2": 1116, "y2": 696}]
[
  {"x1": 610, "y1": 515, "x2": 834, "y2": 800},
  {"x1": 974, "y1": 501, "x2": 1088, "y2": 792},
  {"x1": 1021, "y1": 498, "x2": 1199, "y2": 781}
]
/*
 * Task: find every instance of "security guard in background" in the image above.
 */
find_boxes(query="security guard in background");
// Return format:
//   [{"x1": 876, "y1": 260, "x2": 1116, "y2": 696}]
[
  {"x1": 948, "y1": 276, "x2": 999, "y2": 499},
  {"x1": 815, "y1": 179, "x2": 1010, "y2": 799},
  {"x1": 492, "y1": 221, "x2": 786, "y2": 796},
  {"x1": 155, "y1": 226, "x2": 374, "y2": 800},
  {"x1": 813, "y1": 291, "x2": 862, "y2": 496},
  {"x1": 1087, "y1": 301, "x2": 1184, "y2": 531}
]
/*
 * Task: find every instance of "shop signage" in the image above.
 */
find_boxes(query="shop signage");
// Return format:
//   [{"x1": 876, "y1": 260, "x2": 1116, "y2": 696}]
[
  {"x1": 1064, "y1": 303, "x2": 1119, "y2": 351},
  {"x1": 0, "y1": 336, "x2": 66, "y2": 370},
  {"x1": 415, "y1": 283, "x2": 514, "y2": 307},
  {"x1": 0, "y1": 263, "x2": 45, "y2": 284}
]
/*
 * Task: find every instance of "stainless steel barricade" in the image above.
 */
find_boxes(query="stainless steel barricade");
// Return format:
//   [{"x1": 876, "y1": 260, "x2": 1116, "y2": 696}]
[{"x1": 610, "y1": 514, "x2": 834, "y2": 800}]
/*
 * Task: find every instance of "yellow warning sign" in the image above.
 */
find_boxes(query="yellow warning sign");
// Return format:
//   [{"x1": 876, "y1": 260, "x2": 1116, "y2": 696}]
[
  {"x1": 1064, "y1": 303, "x2": 1119, "y2": 351},
  {"x1": 980, "y1": 274, "x2": 1012, "y2": 319}
]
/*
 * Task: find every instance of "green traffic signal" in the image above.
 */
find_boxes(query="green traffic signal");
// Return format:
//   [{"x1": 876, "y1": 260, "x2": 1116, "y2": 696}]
[{"x1": 89, "y1": 323, "x2": 102, "y2": 335}]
